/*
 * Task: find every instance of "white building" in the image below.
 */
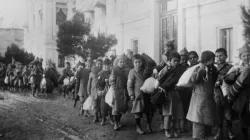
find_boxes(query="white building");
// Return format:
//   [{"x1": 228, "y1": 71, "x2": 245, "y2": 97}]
[
  {"x1": 23, "y1": 0, "x2": 76, "y2": 69},
  {"x1": 77, "y1": 0, "x2": 250, "y2": 64},
  {"x1": 0, "y1": 28, "x2": 24, "y2": 56}
]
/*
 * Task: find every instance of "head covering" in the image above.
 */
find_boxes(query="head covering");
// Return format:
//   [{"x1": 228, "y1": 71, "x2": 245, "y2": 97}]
[
  {"x1": 85, "y1": 59, "x2": 92, "y2": 66},
  {"x1": 179, "y1": 47, "x2": 189, "y2": 56},
  {"x1": 239, "y1": 43, "x2": 250, "y2": 57},
  {"x1": 103, "y1": 58, "x2": 111, "y2": 65},
  {"x1": 117, "y1": 54, "x2": 127, "y2": 61},
  {"x1": 165, "y1": 39, "x2": 175, "y2": 46},
  {"x1": 127, "y1": 49, "x2": 133, "y2": 54},
  {"x1": 201, "y1": 51, "x2": 215, "y2": 63}
]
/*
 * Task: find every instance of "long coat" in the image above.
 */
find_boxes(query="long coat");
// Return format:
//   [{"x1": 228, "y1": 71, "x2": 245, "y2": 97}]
[
  {"x1": 127, "y1": 68, "x2": 145, "y2": 114},
  {"x1": 87, "y1": 66, "x2": 102, "y2": 99},
  {"x1": 110, "y1": 66, "x2": 130, "y2": 114},
  {"x1": 75, "y1": 67, "x2": 90, "y2": 99},
  {"x1": 160, "y1": 64, "x2": 186, "y2": 119},
  {"x1": 187, "y1": 65, "x2": 217, "y2": 126}
]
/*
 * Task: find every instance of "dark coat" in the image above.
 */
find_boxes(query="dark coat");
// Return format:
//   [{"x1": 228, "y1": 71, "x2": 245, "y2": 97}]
[
  {"x1": 110, "y1": 66, "x2": 130, "y2": 114},
  {"x1": 187, "y1": 65, "x2": 217, "y2": 126},
  {"x1": 127, "y1": 68, "x2": 145, "y2": 114},
  {"x1": 75, "y1": 67, "x2": 90, "y2": 98},
  {"x1": 160, "y1": 64, "x2": 187, "y2": 118},
  {"x1": 87, "y1": 66, "x2": 102, "y2": 99}
]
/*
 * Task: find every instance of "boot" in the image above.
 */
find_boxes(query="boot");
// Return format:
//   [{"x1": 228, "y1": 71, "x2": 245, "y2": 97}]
[
  {"x1": 113, "y1": 115, "x2": 119, "y2": 131},
  {"x1": 214, "y1": 128, "x2": 221, "y2": 140},
  {"x1": 228, "y1": 129, "x2": 235, "y2": 140},
  {"x1": 146, "y1": 123, "x2": 153, "y2": 134},
  {"x1": 101, "y1": 117, "x2": 106, "y2": 126},
  {"x1": 93, "y1": 113, "x2": 99, "y2": 123},
  {"x1": 165, "y1": 129, "x2": 172, "y2": 138},
  {"x1": 135, "y1": 118, "x2": 144, "y2": 135}
]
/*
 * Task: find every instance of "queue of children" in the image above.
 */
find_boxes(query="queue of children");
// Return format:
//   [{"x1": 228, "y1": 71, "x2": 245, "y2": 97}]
[{"x1": 74, "y1": 41, "x2": 250, "y2": 140}]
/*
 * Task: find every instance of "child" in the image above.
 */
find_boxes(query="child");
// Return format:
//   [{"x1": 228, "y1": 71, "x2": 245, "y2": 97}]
[
  {"x1": 188, "y1": 51, "x2": 199, "y2": 67},
  {"x1": 187, "y1": 51, "x2": 218, "y2": 140},
  {"x1": 97, "y1": 59, "x2": 114, "y2": 126},
  {"x1": 87, "y1": 59, "x2": 103, "y2": 123},
  {"x1": 158, "y1": 52, "x2": 187, "y2": 138},
  {"x1": 110, "y1": 55, "x2": 129, "y2": 131},
  {"x1": 75, "y1": 60, "x2": 92, "y2": 115},
  {"x1": 179, "y1": 47, "x2": 189, "y2": 68},
  {"x1": 127, "y1": 54, "x2": 147, "y2": 134},
  {"x1": 29, "y1": 65, "x2": 42, "y2": 97},
  {"x1": 213, "y1": 48, "x2": 233, "y2": 140}
]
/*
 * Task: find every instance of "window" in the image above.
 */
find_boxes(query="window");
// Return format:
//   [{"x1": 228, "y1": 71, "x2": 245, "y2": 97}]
[
  {"x1": 161, "y1": 15, "x2": 178, "y2": 52},
  {"x1": 161, "y1": 0, "x2": 177, "y2": 12},
  {"x1": 131, "y1": 39, "x2": 139, "y2": 54},
  {"x1": 58, "y1": 55, "x2": 65, "y2": 67},
  {"x1": 219, "y1": 28, "x2": 233, "y2": 62}
]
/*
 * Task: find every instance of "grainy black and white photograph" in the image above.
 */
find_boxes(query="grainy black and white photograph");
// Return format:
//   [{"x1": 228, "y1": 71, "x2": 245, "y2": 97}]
[{"x1": 0, "y1": 0, "x2": 250, "y2": 140}]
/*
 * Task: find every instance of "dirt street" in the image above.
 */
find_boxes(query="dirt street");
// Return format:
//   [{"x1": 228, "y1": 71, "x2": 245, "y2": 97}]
[{"x1": 0, "y1": 90, "x2": 247, "y2": 140}]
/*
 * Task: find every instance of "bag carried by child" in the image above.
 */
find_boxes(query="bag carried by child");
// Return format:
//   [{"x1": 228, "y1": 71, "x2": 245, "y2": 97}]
[
  {"x1": 150, "y1": 87, "x2": 167, "y2": 105},
  {"x1": 105, "y1": 87, "x2": 115, "y2": 107},
  {"x1": 140, "y1": 77, "x2": 159, "y2": 94},
  {"x1": 4, "y1": 76, "x2": 9, "y2": 84},
  {"x1": 83, "y1": 96, "x2": 95, "y2": 110},
  {"x1": 176, "y1": 64, "x2": 201, "y2": 87}
]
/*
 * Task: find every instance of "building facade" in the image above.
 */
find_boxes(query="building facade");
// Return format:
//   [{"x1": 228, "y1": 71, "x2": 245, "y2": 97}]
[
  {"x1": 23, "y1": 0, "x2": 76, "y2": 69},
  {"x1": 77, "y1": 0, "x2": 250, "y2": 64},
  {"x1": 0, "y1": 28, "x2": 24, "y2": 56}
]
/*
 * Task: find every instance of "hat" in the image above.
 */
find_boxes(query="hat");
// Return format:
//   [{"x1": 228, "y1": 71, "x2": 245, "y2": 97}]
[
  {"x1": 127, "y1": 49, "x2": 133, "y2": 54},
  {"x1": 117, "y1": 54, "x2": 127, "y2": 61},
  {"x1": 179, "y1": 47, "x2": 189, "y2": 56},
  {"x1": 239, "y1": 43, "x2": 250, "y2": 57},
  {"x1": 201, "y1": 51, "x2": 215, "y2": 63},
  {"x1": 165, "y1": 39, "x2": 175, "y2": 46}
]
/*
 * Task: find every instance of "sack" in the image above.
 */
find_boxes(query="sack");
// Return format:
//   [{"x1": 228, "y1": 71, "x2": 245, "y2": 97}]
[
  {"x1": 221, "y1": 81, "x2": 230, "y2": 96},
  {"x1": 105, "y1": 87, "x2": 115, "y2": 107},
  {"x1": 63, "y1": 77, "x2": 70, "y2": 86},
  {"x1": 40, "y1": 77, "x2": 46, "y2": 89},
  {"x1": 150, "y1": 88, "x2": 167, "y2": 105},
  {"x1": 83, "y1": 96, "x2": 95, "y2": 110},
  {"x1": 176, "y1": 64, "x2": 201, "y2": 87},
  {"x1": 140, "y1": 77, "x2": 159, "y2": 94},
  {"x1": 4, "y1": 76, "x2": 9, "y2": 84}
]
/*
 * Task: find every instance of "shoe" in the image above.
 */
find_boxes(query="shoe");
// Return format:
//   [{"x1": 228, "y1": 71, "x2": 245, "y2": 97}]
[
  {"x1": 165, "y1": 130, "x2": 172, "y2": 138},
  {"x1": 173, "y1": 131, "x2": 178, "y2": 138},
  {"x1": 136, "y1": 128, "x2": 145, "y2": 135},
  {"x1": 228, "y1": 130, "x2": 235, "y2": 140},
  {"x1": 101, "y1": 119, "x2": 106, "y2": 126},
  {"x1": 146, "y1": 124, "x2": 153, "y2": 134},
  {"x1": 110, "y1": 120, "x2": 114, "y2": 126},
  {"x1": 114, "y1": 123, "x2": 119, "y2": 131},
  {"x1": 214, "y1": 129, "x2": 221, "y2": 140},
  {"x1": 118, "y1": 123, "x2": 124, "y2": 128}
]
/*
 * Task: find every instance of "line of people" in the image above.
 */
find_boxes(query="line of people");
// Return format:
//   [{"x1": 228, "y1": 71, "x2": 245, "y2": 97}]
[{"x1": 64, "y1": 41, "x2": 250, "y2": 140}]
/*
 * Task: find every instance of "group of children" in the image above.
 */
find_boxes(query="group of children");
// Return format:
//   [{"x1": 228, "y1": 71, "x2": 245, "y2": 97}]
[{"x1": 72, "y1": 42, "x2": 250, "y2": 140}]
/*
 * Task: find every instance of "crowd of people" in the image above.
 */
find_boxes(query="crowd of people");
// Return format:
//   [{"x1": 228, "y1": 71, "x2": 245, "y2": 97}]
[{"x1": 1, "y1": 40, "x2": 250, "y2": 140}]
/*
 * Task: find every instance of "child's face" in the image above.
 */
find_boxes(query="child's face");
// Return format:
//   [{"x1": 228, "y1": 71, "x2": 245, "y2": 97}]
[
  {"x1": 133, "y1": 59, "x2": 142, "y2": 69},
  {"x1": 240, "y1": 52, "x2": 250, "y2": 65},
  {"x1": 188, "y1": 54, "x2": 198, "y2": 66},
  {"x1": 117, "y1": 60, "x2": 125, "y2": 68},
  {"x1": 205, "y1": 58, "x2": 215, "y2": 66},
  {"x1": 103, "y1": 64, "x2": 110, "y2": 71},
  {"x1": 86, "y1": 64, "x2": 91, "y2": 71},
  {"x1": 170, "y1": 57, "x2": 180, "y2": 68},
  {"x1": 215, "y1": 52, "x2": 227, "y2": 64},
  {"x1": 96, "y1": 61, "x2": 102, "y2": 69},
  {"x1": 180, "y1": 56, "x2": 188, "y2": 64}
]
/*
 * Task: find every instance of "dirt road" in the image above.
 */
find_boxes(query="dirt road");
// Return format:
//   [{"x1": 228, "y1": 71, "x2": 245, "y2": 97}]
[{"x1": 0, "y1": 91, "x2": 246, "y2": 140}]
